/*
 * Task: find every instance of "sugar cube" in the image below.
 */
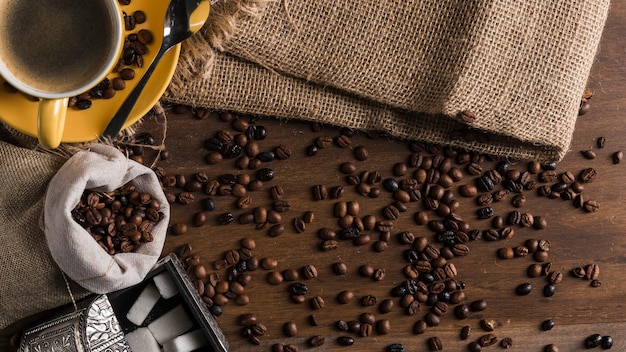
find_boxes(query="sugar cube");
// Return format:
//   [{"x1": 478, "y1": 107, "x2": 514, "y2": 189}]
[
  {"x1": 147, "y1": 304, "x2": 194, "y2": 345},
  {"x1": 153, "y1": 272, "x2": 179, "y2": 299},
  {"x1": 126, "y1": 283, "x2": 160, "y2": 326},
  {"x1": 163, "y1": 329, "x2": 209, "y2": 352},
  {"x1": 125, "y1": 327, "x2": 161, "y2": 352}
]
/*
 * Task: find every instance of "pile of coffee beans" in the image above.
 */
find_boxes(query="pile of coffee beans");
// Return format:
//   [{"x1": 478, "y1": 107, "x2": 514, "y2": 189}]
[
  {"x1": 138, "y1": 100, "x2": 618, "y2": 351},
  {"x1": 71, "y1": 182, "x2": 163, "y2": 255}
]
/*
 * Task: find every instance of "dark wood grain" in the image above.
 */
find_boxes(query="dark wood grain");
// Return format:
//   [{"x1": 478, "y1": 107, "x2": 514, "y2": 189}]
[{"x1": 2, "y1": 3, "x2": 625, "y2": 352}]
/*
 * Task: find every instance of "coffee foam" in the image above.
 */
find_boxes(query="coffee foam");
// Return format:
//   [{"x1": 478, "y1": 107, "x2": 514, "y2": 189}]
[{"x1": 0, "y1": 0, "x2": 119, "y2": 94}]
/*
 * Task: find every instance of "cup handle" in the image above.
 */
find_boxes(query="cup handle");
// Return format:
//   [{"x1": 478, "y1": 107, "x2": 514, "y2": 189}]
[{"x1": 37, "y1": 98, "x2": 68, "y2": 149}]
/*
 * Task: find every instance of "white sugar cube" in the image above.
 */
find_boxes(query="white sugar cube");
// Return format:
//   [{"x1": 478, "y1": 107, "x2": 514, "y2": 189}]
[
  {"x1": 153, "y1": 272, "x2": 179, "y2": 299},
  {"x1": 125, "y1": 327, "x2": 161, "y2": 352},
  {"x1": 126, "y1": 283, "x2": 160, "y2": 326},
  {"x1": 163, "y1": 329, "x2": 208, "y2": 352},
  {"x1": 147, "y1": 304, "x2": 194, "y2": 345}
]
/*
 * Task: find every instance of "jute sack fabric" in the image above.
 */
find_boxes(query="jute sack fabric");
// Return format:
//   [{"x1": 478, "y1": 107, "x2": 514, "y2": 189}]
[
  {"x1": 164, "y1": 0, "x2": 610, "y2": 161},
  {"x1": 0, "y1": 139, "x2": 89, "y2": 330}
]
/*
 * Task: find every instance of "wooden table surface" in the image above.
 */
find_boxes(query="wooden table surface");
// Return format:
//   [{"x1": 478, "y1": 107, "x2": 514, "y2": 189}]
[
  {"x1": 145, "y1": 3, "x2": 626, "y2": 350},
  {"x1": 3, "y1": 3, "x2": 626, "y2": 352}
]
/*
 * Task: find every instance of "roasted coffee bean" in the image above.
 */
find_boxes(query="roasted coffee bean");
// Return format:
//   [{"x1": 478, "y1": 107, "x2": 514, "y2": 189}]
[
  {"x1": 428, "y1": 336, "x2": 443, "y2": 351},
  {"x1": 337, "y1": 290, "x2": 354, "y2": 304},
  {"x1": 571, "y1": 266, "x2": 586, "y2": 278},
  {"x1": 339, "y1": 227, "x2": 360, "y2": 240},
  {"x1": 476, "y1": 175, "x2": 494, "y2": 192},
  {"x1": 332, "y1": 261, "x2": 348, "y2": 275},
  {"x1": 579, "y1": 168, "x2": 597, "y2": 183},
  {"x1": 585, "y1": 263, "x2": 600, "y2": 280},
  {"x1": 547, "y1": 270, "x2": 563, "y2": 284},
  {"x1": 601, "y1": 335, "x2": 613, "y2": 349},
  {"x1": 500, "y1": 337, "x2": 513, "y2": 349},
  {"x1": 515, "y1": 283, "x2": 532, "y2": 295},
  {"x1": 336, "y1": 336, "x2": 354, "y2": 346},
  {"x1": 455, "y1": 304, "x2": 470, "y2": 319},
  {"x1": 479, "y1": 333, "x2": 498, "y2": 347},
  {"x1": 283, "y1": 321, "x2": 298, "y2": 337},
  {"x1": 379, "y1": 298, "x2": 394, "y2": 313},
  {"x1": 541, "y1": 319, "x2": 555, "y2": 331},
  {"x1": 315, "y1": 136, "x2": 333, "y2": 148},
  {"x1": 273, "y1": 200, "x2": 292, "y2": 212},
  {"x1": 256, "y1": 168, "x2": 274, "y2": 181},
  {"x1": 584, "y1": 334, "x2": 602, "y2": 348},
  {"x1": 354, "y1": 146, "x2": 369, "y2": 161},
  {"x1": 219, "y1": 212, "x2": 235, "y2": 225},
  {"x1": 289, "y1": 282, "x2": 308, "y2": 296},
  {"x1": 581, "y1": 149, "x2": 597, "y2": 159},
  {"x1": 543, "y1": 283, "x2": 556, "y2": 297},
  {"x1": 311, "y1": 295, "x2": 325, "y2": 309},
  {"x1": 470, "y1": 299, "x2": 487, "y2": 311},
  {"x1": 347, "y1": 320, "x2": 361, "y2": 334},
  {"x1": 301, "y1": 264, "x2": 317, "y2": 279},
  {"x1": 376, "y1": 319, "x2": 391, "y2": 334},
  {"x1": 170, "y1": 222, "x2": 188, "y2": 236},
  {"x1": 386, "y1": 343, "x2": 405, "y2": 352},
  {"x1": 336, "y1": 320, "x2": 349, "y2": 331},
  {"x1": 266, "y1": 271, "x2": 283, "y2": 285},
  {"x1": 584, "y1": 200, "x2": 600, "y2": 212},
  {"x1": 312, "y1": 184, "x2": 328, "y2": 200},
  {"x1": 480, "y1": 319, "x2": 496, "y2": 332},
  {"x1": 613, "y1": 151, "x2": 623, "y2": 164},
  {"x1": 460, "y1": 325, "x2": 471, "y2": 340},
  {"x1": 477, "y1": 207, "x2": 494, "y2": 219},
  {"x1": 361, "y1": 295, "x2": 377, "y2": 307},
  {"x1": 293, "y1": 218, "x2": 306, "y2": 233},
  {"x1": 383, "y1": 204, "x2": 400, "y2": 220},
  {"x1": 410, "y1": 320, "x2": 427, "y2": 335},
  {"x1": 468, "y1": 342, "x2": 483, "y2": 352},
  {"x1": 308, "y1": 335, "x2": 325, "y2": 347}
]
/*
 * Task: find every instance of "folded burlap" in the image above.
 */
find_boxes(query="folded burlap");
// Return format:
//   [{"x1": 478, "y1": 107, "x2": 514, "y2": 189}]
[
  {"x1": 0, "y1": 139, "x2": 89, "y2": 330},
  {"x1": 0, "y1": 136, "x2": 169, "y2": 330},
  {"x1": 163, "y1": 0, "x2": 610, "y2": 161}
]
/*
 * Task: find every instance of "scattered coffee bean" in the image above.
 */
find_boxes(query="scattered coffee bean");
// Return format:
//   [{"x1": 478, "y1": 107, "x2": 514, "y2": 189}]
[
  {"x1": 613, "y1": 151, "x2": 623, "y2": 164},
  {"x1": 468, "y1": 341, "x2": 483, "y2": 352},
  {"x1": 428, "y1": 336, "x2": 443, "y2": 351},
  {"x1": 543, "y1": 283, "x2": 556, "y2": 297},
  {"x1": 541, "y1": 319, "x2": 555, "y2": 331},
  {"x1": 283, "y1": 321, "x2": 298, "y2": 337},
  {"x1": 478, "y1": 333, "x2": 498, "y2": 347},
  {"x1": 386, "y1": 343, "x2": 405, "y2": 352},
  {"x1": 336, "y1": 336, "x2": 354, "y2": 346},
  {"x1": 516, "y1": 283, "x2": 532, "y2": 295},
  {"x1": 500, "y1": 337, "x2": 513, "y2": 349},
  {"x1": 601, "y1": 335, "x2": 613, "y2": 349},
  {"x1": 544, "y1": 344, "x2": 560, "y2": 352},
  {"x1": 584, "y1": 333, "x2": 602, "y2": 348},
  {"x1": 461, "y1": 325, "x2": 471, "y2": 340},
  {"x1": 308, "y1": 335, "x2": 325, "y2": 347}
]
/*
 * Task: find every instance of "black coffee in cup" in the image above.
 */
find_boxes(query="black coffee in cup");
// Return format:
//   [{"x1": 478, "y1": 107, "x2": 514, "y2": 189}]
[{"x1": 0, "y1": 0, "x2": 120, "y2": 93}]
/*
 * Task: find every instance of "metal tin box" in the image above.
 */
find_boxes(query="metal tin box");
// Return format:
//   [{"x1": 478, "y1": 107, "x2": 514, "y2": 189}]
[{"x1": 18, "y1": 253, "x2": 228, "y2": 352}]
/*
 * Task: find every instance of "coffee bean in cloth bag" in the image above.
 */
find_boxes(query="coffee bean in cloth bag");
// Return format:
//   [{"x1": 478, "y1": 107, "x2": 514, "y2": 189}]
[{"x1": 44, "y1": 144, "x2": 170, "y2": 294}]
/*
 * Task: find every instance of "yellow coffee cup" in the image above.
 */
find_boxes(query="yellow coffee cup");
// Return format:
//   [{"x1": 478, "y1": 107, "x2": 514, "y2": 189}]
[{"x1": 0, "y1": 0, "x2": 124, "y2": 149}]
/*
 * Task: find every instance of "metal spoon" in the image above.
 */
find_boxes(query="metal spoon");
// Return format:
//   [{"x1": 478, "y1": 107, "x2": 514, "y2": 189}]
[{"x1": 101, "y1": 0, "x2": 210, "y2": 138}]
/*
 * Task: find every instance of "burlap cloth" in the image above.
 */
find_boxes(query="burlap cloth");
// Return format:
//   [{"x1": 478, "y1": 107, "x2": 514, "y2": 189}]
[
  {"x1": 163, "y1": 0, "x2": 610, "y2": 162},
  {"x1": 0, "y1": 126, "x2": 169, "y2": 330}
]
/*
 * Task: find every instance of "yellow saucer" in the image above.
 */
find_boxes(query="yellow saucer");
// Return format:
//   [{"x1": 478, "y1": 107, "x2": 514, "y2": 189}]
[{"x1": 0, "y1": 0, "x2": 180, "y2": 143}]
